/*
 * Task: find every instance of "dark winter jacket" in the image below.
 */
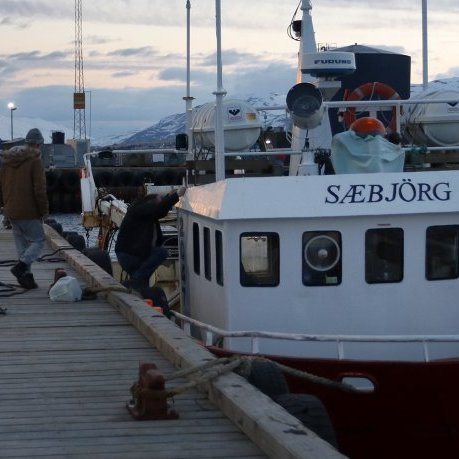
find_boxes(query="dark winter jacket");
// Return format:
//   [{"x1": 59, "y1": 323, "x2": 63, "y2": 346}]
[
  {"x1": 115, "y1": 192, "x2": 179, "y2": 259},
  {"x1": 0, "y1": 145, "x2": 49, "y2": 219}
]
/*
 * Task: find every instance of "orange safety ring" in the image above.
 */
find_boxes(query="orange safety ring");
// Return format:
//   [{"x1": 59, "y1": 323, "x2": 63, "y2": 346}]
[{"x1": 343, "y1": 82, "x2": 401, "y2": 133}]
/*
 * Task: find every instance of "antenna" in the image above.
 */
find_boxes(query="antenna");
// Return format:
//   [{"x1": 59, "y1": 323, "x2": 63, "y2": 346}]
[{"x1": 74, "y1": 0, "x2": 86, "y2": 139}]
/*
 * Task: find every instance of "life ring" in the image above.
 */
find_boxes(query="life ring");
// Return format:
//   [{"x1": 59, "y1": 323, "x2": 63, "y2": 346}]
[{"x1": 343, "y1": 81, "x2": 401, "y2": 133}]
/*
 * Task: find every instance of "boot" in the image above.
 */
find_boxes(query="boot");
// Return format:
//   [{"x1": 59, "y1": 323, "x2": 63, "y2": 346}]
[
  {"x1": 11, "y1": 262, "x2": 38, "y2": 289},
  {"x1": 122, "y1": 277, "x2": 149, "y2": 292},
  {"x1": 18, "y1": 272, "x2": 38, "y2": 290},
  {"x1": 11, "y1": 261, "x2": 28, "y2": 280}
]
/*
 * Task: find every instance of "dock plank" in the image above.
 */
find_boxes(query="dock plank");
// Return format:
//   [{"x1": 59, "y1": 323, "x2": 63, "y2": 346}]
[
  {"x1": 0, "y1": 229, "x2": 267, "y2": 459},
  {"x1": 0, "y1": 227, "x2": 347, "y2": 459}
]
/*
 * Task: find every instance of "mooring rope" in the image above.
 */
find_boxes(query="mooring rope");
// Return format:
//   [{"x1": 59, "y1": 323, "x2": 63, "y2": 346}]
[{"x1": 130, "y1": 355, "x2": 359, "y2": 402}]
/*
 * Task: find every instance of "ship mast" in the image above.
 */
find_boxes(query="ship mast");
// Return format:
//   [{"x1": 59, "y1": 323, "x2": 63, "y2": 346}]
[
  {"x1": 422, "y1": 0, "x2": 428, "y2": 90},
  {"x1": 184, "y1": 0, "x2": 194, "y2": 159},
  {"x1": 214, "y1": 0, "x2": 227, "y2": 181},
  {"x1": 288, "y1": 0, "x2": 334, "y2": 176}
]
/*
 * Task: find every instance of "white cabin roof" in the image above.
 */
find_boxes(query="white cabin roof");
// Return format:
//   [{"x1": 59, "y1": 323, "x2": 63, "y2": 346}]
[{"x1": 177, "y1": 171, "x2": 459, "y2": 220}]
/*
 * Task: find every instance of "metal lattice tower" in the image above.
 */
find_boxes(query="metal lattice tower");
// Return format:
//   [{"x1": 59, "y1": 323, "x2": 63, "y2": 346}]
[{"x1": 74, "y1": 0, "x2": 86, "y2": 139}]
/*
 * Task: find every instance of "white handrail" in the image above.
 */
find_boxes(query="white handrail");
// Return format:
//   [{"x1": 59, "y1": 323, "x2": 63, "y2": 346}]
[
  {"x1": 257, "y1": 98, "x2": 459, "y2": 112},
  {"x1": 172, "y1": 310, "x2": 459, "y2": 362}
]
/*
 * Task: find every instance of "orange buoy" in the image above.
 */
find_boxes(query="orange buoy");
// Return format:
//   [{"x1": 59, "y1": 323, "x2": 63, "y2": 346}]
[{"x1": 350, "y1": 117, "x2": 386, "y2": 137}]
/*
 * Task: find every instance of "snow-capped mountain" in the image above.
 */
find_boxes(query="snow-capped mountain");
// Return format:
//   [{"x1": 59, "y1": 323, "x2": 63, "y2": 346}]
[
  {"x1": 0, "y1": 116, "x2": 72, "y2": 145},
  {"x1": 0, "y1": 116, "x2": 145, "y2": 149},
  {"x1": 118, "y1": 92, "x2": 289, "y2": 147},
  {"x1": 118, "y1": 78, "x2": 459, "y2": 147},
  {"x1": 2, "y1": 78, "x2": 459, "y2": 149}
]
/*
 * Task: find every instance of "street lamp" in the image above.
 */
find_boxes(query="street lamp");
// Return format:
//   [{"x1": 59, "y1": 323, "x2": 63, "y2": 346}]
[{"x1": 7, "y1": 102, "x2": 17, "y2": 140}]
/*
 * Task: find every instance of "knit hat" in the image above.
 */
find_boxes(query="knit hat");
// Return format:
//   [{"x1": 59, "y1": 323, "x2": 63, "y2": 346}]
[{"x1": 25, "y1": 128, "x2": 44, "y2": 145}]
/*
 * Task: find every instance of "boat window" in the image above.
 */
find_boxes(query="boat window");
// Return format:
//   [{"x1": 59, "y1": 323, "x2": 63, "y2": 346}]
[
  {"x1": 216, "y1": 230, "x2": 224, "y2": 286},
  {"x1": 426, "y1": 226, "x2": 459, "y2": 280},
  {"x1": 204, "y1": 226, "x2": 211, "y2": 281},
  {"x1": 240, "y1": 233, "x2": 279, "y2": 287},
  {"x1": 193, "y1": 222, "x2": 200, "y2": 275},
  {"x1": 365, "y1": 228, "x2": 403, "y2": 284},
  {"x1": 302, "y1": 231, "x2": 342, "y2": 286}
]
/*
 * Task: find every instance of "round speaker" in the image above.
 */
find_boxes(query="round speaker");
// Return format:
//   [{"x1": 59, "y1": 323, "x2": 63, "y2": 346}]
[
  {"x1": 304, "y1": 235, "x2": 341, "y2": 272},
  {"x1": 286, "y1": 83, "x2": 324, "y2": 129}
]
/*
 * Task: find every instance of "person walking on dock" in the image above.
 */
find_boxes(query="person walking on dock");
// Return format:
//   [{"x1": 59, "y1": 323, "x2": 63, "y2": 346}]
[
  {"x1": 0, "y1": 128, "x2": 48, "y2": 289},
  {"x1": 115, "y1": 187, "x2": 186, "y2": 291}
]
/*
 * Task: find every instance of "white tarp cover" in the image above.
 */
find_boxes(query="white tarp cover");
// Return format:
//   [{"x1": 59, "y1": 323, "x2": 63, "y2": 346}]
[{"x1": 331, "y1": 130, "x2": 405, "y2": 174}]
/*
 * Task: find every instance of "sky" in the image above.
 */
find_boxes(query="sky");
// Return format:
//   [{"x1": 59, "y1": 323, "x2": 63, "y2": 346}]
[{"x1": 0, "y1": 0, "x2": 458, "y2": 143}]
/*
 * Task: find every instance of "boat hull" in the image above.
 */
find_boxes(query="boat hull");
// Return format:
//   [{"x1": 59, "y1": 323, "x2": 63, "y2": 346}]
[{"x1": 209, "y1": 347, "x2": 459, "y2": 459}]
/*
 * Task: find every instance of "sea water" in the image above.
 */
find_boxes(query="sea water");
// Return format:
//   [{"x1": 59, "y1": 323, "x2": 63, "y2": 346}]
[{"x1": 49, "y1": 213, "x2": 117, "y2": 259}]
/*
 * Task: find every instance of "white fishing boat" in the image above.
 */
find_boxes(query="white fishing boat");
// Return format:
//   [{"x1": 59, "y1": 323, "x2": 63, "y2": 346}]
[{"x1": 79, "y1": 1, "x2": 459, "y2": 457}]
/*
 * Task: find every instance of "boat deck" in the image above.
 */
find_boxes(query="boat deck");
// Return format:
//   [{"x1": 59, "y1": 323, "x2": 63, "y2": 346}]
[{"x1": 0, "y1": 226, "x2": 345, "y2": 459}]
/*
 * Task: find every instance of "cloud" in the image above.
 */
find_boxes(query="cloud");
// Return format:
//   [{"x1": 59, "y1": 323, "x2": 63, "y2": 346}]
[
  {"x1": 1, "y1": 0, "x2": 458, "y2": 142},
  {"x1": 9, "y1": 49, "x2": 71, "y2": 63},
  {"x1": 225, "y1": 62, "x2": 296, "y2": 97},
  {"x1": 107, "y1": 46, "x2": 157, "y2": 58},
  {"x1": 112, "y1": 71, "x2": 138, "y2": 78},
  {"x1": 0, "y1": 16, "x2": 27, "y2": 28},
  {"x1": 0, "y1": 1, "x2": 69, "y2": 17},
  {"x1": 158, "y1": 67, "x2": 186, "y2": 82}
]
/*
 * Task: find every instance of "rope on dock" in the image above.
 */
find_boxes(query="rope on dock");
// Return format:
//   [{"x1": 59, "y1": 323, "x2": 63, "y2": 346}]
[
  {"x1": 0, "y1": 281, "x2": 30, "y2": 298},
  {"x1": 130, "y1": 355, "x2": 358, "y2": 402},
  {"x1": 81, "y1": 285, "x2": 129, "y2": 300}
]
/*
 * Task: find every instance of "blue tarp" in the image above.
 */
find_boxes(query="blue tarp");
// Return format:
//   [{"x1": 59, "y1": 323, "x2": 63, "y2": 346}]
[{"x1": 331, "y1": 130, "x2": 405, "y2": 174}]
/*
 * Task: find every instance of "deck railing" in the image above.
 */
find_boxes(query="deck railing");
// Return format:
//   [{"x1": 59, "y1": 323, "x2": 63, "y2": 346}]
[{"x1": 172, "y1": 310, "x2": 459, "y2": 362}]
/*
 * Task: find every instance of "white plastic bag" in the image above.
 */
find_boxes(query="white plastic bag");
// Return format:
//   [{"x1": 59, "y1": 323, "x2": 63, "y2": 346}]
[{"x1": 49, "y1": 276, "x2": 82, "y2": 302}]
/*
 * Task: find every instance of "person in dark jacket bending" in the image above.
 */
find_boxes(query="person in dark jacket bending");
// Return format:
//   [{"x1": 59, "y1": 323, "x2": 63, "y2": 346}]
[{"x1": 115, "y1": 187, "x2": 186, "y2": 290}]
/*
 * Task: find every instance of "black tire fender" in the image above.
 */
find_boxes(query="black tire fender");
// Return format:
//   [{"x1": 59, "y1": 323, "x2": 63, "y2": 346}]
[
  {"x1": 94, "y1": 171, "x2": 114, "y2": 187},
  {"x1": 138, "y1": 171, "x2": 156, "y2": 184},
  {"x1": 274, "y1": 393, "x2": 338, "y2": 448},
  {"x1": 45, "y1": 220, "x2": 63, "y2": 235},
  {"x1": 46, "y1": 170, "x2": 61, "y2": 192},
  {"x1": 60, "y1": 170, "x2": 80, "y2": 193},
  {"x1": 66, "y1": 234, "x2": 86, "y2": 252},
  {"x1": 63, "y1": 231, "x2": 79, "y2": 239},
  {"x1": 247, "y1": 359, "x2": 289, "y2": 400},
  {"x1": 82, "y1": 247, "x2": 113, "y2": 275},
  {"x1": 115, "y1": 171, "x2": 134, "y2": 187}
]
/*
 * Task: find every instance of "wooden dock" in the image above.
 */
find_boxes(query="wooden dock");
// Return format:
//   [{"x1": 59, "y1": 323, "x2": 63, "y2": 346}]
[{"x1": 0, "y1": 225, "x2": 346, "y2": 459}]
